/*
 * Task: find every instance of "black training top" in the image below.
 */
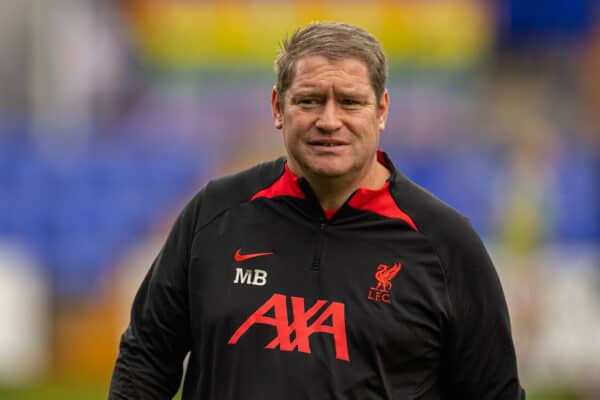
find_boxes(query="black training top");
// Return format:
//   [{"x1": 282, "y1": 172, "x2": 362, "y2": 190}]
[{"x1": 109, "y1": 151, "x2": 525, "y2": 399}]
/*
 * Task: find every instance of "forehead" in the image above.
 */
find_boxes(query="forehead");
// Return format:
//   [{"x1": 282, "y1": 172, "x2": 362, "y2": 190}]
[{"x1": 289, "y1": 55, "x2": 373, "y2": 93}]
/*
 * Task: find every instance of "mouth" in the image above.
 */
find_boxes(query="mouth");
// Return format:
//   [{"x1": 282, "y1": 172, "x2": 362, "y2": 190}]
[{"x1": 307, "y1": 140, "x2": 348, "y2": 147}]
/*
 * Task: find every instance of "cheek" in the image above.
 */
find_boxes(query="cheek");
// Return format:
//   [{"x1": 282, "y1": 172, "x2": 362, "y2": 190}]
[
  {"x1": 282, "y1": 128, "x2": 303, "y2": 154},
  {"x1": 284, "y1": 116, "x2": 312, "y2": 138},
  {"x1": 353, "y1": 118, "x2": 380, "y2": 141}
]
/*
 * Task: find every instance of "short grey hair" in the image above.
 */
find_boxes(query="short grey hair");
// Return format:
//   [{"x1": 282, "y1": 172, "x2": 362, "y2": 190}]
[{"x1": 275, "y1": 22, "x2": 388, "y2": 108}]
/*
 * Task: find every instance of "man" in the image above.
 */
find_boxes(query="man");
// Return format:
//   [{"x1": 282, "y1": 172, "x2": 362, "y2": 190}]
[{"x1": 109, "y1": 22, "x2": 525, "y2": 399}]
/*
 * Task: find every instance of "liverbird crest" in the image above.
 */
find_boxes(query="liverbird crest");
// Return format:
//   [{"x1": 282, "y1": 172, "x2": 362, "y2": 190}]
[{"x1": 372, "y1": 263, "x2": 402, "y2": 292}]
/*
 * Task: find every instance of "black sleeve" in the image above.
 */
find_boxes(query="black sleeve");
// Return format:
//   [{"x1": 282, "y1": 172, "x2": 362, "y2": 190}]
[
  {"x1": 441, "y1": 220, "x2": 525, "y2": 399},
  {"x1": 109, "y1": 194, "x2": 200, "y2": 399}
]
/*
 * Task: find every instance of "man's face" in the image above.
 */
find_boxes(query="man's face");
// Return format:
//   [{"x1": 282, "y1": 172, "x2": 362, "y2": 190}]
[{"x1": 272, "y1": 55, "x2": 389, "y2": 182}]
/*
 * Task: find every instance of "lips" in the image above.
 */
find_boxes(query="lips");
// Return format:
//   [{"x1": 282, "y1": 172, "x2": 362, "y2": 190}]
[{"x1": 307, "y1": 139, "x2": 348, "y2": 147}]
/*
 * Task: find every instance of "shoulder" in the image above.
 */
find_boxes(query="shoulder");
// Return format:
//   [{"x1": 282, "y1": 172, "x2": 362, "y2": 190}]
[
  {"x1": 186, "y1": 157, "x2": 287, "y2": 230},
  {"x1": 389, "y1": 169, "x2": 487, "y2": 274},
  {"x1": 390, "y1": 167, "x2": 506, "y2": 320}
]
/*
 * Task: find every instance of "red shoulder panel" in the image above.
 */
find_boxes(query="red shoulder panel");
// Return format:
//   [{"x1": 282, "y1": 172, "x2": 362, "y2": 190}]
[
  {"x1": 250, "y1": 163, "x2": 305, "y2": 201},
  {"x1": 348, "y1": 182, "x2": 419, "y2": 232}
]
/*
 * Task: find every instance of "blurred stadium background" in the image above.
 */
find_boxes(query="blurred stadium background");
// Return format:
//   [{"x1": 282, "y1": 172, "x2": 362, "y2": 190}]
[{"x1": 0, "y1": 0, "x2": 598, "y2": 399}]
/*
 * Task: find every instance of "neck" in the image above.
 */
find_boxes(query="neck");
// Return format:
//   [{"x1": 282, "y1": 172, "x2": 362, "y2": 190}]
[{"x1": 294, "y1": 156, "x2": 390, "y2": 211}]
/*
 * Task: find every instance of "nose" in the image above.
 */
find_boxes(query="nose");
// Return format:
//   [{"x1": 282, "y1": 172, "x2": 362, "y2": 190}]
[{"x1": 315, "y1": 99, "x2": 342, "y2": 132}]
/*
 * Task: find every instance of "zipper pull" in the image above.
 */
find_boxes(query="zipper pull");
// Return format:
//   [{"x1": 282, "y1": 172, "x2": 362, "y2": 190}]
[{"x1": 319, "y1": 217, "x2": 327, "y2": 231}]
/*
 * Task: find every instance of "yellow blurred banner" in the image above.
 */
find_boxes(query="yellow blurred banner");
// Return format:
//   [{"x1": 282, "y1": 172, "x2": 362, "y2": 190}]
[{"x1": 125, "y1": 0, "x2": 494, "y2": 69}]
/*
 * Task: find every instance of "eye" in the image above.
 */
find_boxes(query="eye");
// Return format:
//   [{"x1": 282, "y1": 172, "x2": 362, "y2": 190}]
[
  {"x1": 340, "y1": 98, "x2": 362, "y2": 107},
  {"x1": 295, "y1": 97, "x2": 322, "y2": 108}
]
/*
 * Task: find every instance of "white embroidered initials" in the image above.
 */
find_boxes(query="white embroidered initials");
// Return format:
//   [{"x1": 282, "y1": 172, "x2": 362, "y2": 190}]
[{"x1": 234, "y1": 267, "x2": 268, "y2": 286}]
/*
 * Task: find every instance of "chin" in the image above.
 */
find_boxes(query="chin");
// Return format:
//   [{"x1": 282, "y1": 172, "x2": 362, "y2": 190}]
[
  {"x1": 308, "y1": 165, "x2": 351, "y2": 178},
  {"x1": 294, "y1": 154, "x2": 354, "y2": 178}
]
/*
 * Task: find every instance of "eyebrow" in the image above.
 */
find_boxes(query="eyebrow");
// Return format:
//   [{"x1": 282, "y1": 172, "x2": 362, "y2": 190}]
[
  {"x1": 335, "y1": 90, "x2": 368, "y2": 99},
  {"x1": 289, "y1": 92, "x2": 319, "y2": 100},
  {"x1": 291, "y1": 88, "x2": 367, "y2": 97}
]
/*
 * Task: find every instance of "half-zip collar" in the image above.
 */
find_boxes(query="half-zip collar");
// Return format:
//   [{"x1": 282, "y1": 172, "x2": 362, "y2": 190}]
[{"x1": 250, "y1": 150, "x2": 417, "y2": 231}]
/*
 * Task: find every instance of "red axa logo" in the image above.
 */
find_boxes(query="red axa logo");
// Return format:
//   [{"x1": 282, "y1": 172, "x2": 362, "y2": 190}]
[
  {"x1": 228, "y1": 293, "x2": 349, "y2": 362},
  {"x1": 368, "y1": 263, "x2": 402, "y2": 304}
]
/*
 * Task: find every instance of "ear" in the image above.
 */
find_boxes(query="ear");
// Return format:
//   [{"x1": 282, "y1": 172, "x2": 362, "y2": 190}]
[
  {"x1": 377, "y1": 89, "x2": 389, "y2": 132},
  {"x1": 272, "y1": 86, "x2": 283, "y2": 130}
]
